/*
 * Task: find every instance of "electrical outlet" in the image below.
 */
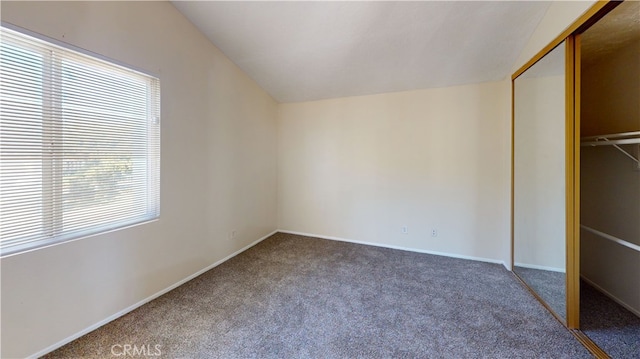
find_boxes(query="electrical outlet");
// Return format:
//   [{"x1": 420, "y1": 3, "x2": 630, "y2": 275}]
[
  {"x1": 401, "y1": 226, "x2": 408, "y2": 234},
  {"x1": 431, "y1": 229, "x2": 438, "y2": 237},
  {"x1": 229, "y1": 230, "x2": 237, "y2": 240}
]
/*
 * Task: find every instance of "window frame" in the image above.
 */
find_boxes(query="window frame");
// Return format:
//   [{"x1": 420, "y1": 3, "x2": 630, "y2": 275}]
[{"x1": 0, "y1": 23, "x2": 161, "y2": 257}]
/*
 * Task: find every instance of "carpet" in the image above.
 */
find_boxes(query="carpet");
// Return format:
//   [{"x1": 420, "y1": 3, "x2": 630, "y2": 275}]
[
  {"x1": 581, "y1": 280, "x2": 640, "y2": 359},
  {"x1": 513, "y1": 266, "x2": 567, "y2": 321},
  {"x1": 44, "y1": 233, "x2": 592, "y2": 358}
]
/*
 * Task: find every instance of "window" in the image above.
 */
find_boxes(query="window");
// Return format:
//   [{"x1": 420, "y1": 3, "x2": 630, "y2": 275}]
[{"x1": 0, "y1": 26, "x2": 160, "y2": 256}]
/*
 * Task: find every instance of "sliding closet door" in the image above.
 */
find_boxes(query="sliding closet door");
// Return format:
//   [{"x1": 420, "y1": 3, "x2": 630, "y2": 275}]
[
  {"x1": 512, "y1": 35, "x2": 582, "y2": 328},
  {"x1": 513, "y1": 40, "x2": 572, "y2": 324}
]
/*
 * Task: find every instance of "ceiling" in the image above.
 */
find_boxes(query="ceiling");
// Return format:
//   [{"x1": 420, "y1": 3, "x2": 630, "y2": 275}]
[
  {"x1": 581, "y1": 0, "x2": 640, "y2": 68},
  {"x1": 172, "y1": 1, "x2": 551, "y2": 103}
]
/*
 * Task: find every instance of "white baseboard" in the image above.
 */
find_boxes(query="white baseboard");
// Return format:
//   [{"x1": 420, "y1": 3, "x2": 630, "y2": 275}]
[
  {"x1": 29, "y1": 229, "x2": 278, "y2": 359},
  {"x1": 581, "y1": 275, "x2": 640, "y2": 318},
  {"x1": 278, "y1": 229, "x2": 506, "y2": 268},
  {"x1": 513, "y1": 262, "x2": 565, "y2": 273}
]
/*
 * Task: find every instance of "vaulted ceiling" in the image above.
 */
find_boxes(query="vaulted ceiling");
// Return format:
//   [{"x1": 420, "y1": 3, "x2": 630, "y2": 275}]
[{"x1": 172, "y1": 1, "x2": 551, "y2": 103}]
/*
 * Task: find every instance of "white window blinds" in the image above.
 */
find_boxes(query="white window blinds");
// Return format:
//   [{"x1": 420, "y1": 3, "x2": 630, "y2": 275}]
[{"x1": 0, "y1": 26, "x2": 160, "y2": 256}]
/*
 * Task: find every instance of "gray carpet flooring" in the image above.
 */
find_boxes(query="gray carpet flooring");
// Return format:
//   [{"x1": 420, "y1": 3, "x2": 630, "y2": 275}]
[
  {"x1": 44, "y1": 233, "x2": 592, "y2": 358},
  {"x1": 513, "y1": 266, "x2": 567, "y2": 321},
  {"x1": 581, "y1": 281, "x2": 640, "y2": 359}
]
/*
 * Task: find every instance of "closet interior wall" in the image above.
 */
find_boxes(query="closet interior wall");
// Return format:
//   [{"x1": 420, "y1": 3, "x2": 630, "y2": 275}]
[{"x1": 580, "y1": 35, "x2": 640, "y2": 316}]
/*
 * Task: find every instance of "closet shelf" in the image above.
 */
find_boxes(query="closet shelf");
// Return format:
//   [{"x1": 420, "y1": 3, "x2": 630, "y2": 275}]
[{"x1": 580, "y1": 131, "x2": 640, "y2": 165}]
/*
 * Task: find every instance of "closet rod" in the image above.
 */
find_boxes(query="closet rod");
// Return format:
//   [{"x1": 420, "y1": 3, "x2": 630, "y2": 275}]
[
  {"x1": 580, "y1": 225, "x2": 640, "y2": 253},
  {"x1": 580, "y1": 138, "x2": 640, "y2": 146},
  {"x1": 580, "y1": 131, "x2": 640, "y2": 165},
  {"x1": 581, "y1": 131, "x2": 640, "y2": 141}
]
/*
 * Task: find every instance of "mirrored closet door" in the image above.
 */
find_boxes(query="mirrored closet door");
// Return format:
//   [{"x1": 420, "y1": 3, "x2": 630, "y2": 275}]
[{"x1": 513, "y1": 41, "x2": 568, "y2": 323}]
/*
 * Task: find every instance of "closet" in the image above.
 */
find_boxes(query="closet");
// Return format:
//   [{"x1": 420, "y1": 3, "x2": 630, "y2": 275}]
[
  {"x1": 579, "y1": 2, "x2": 640, "y2": 357},
  {"x1": 512, "y1": 1, "x2": 639, "y2": 358}
]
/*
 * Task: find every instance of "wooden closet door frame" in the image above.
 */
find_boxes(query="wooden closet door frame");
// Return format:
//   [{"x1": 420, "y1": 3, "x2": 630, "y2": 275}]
[{"x1": 566, "y1": 34, "x2": 579, "y2": 330}]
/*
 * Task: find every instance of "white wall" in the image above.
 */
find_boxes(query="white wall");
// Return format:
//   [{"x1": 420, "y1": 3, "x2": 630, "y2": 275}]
[
  {"x1": 278, "y1": 81, "x2": 511, "y2": 265},
  {"x1": 0, "y1": 2, "x2": 278, "y2": 358},
  {"x1": 275, "y1": 0, "x2": 598, "y2": 281},
  {"x1": 513, "y1": 74, "x2": 566, "y2": 271}
]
